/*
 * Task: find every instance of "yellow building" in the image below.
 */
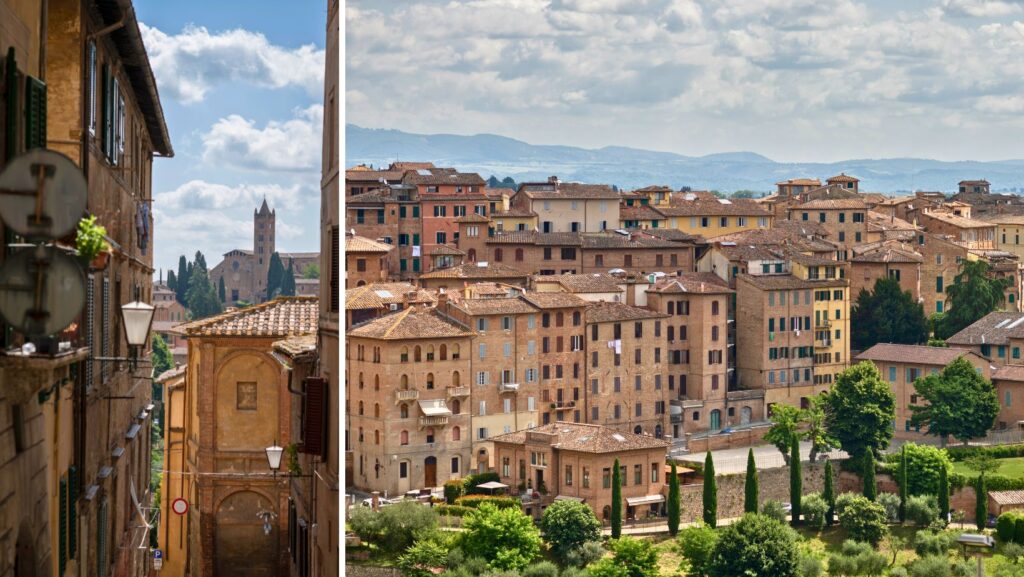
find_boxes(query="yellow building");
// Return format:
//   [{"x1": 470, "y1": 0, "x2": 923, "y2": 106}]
[
  {"x1": 989, "y1": 216, "x2": 1024, "y2": 261},
  {"x1": 490, "y1": 192, "x2": 538, "y2": 233},
  {"x1": 658, "y1": 191, "x2": 774, "y2": 238},
  {"x1": 790, "y1": 261, "x2": 851, "y2": 386},
  {"x1": 158, "y1": 367, "x2": 187, "y2": 577}
]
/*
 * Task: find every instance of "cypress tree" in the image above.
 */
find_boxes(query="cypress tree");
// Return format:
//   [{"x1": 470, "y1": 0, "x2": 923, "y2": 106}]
[
  {"x1": 167, "y1": 270, "x2": 177, "y2": 292},
  {"x1": 218, "y1": 276, "x2": 226, "y2": 303},
  {"x1": 611, "y1": 458, "x2": 622, "y2": 538},
  {"x1": 863, "y1": 451, "x2": 877, "y2": 501},
  {"x1": 976, "y1": 473, "x2": 987, "y2": 531},
  {"x1": 282, "y1": 261, "x2": 297, "y2": 296},
  {"x1": 824, "y1": 460, "x2": 836, "y2": 526},
  {"x1": 668, "y1": 462, "x2": 680, "y2": 536},
  {"x1": 898, "y1": 445, "x2": 908, "y2": 523},
  {"x1": 703, "y1": 451, "x2": 717, "y2": 528},
  {"x1": 938, "y1": 464, "x2": 950, "y2": 522},
  {"x1": 790, "y1": 434, "x2": 802, "y2": 525},
  {"x1": 744, "y1": 448, "x2": 759, "y2": 514},
  {"x1": 267, "y1": 252, "x2": 285, "y2": 299},
  {"x1": 176, "y1": 255, "x2": 189, "y2": 306}
]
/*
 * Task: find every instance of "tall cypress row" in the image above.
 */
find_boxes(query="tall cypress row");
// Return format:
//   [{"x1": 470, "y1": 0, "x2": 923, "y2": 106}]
[
  {"x1": 898, "y1": 445, "x2": 908, "y2": 523},
  {"x1": 668, "y1": 462, "x2": 681, "y2": 536},
  {"x1": 976, "y1": 473, "x2": 987, "y2": 531},
  {"x1": 823, "y1": 460, "x2": 835, "y2": 526},
  {"x1": 790, "y1": 434, "x2": 802, "y2": 525},
  {"x1": 744, "y1": 448, "x2": 759, "y2": 514},
  {"x1": 611, "y1": 458, "x2": 622, "y2": 538},
  {"x1": 863, "y1": 451, "x2": 877, "y2": 501},
  {"x1": 703, "y1": 451, "x2": 717, "y2": 528},
  {"x1": 938, "y1": 464, "x2": 950, "y2": 522}
]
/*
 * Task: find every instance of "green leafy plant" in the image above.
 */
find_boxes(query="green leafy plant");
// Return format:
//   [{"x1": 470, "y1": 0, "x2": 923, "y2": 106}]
[
  {"x1": 707, "y1": 514, "x2": 800, "y2": 577},
  {"x1": 744, "y1": 449, "x2": 759, "y2": 515},
  {"x1": 539, "y1": 500, "x2": 600, "y2": 565},
  {"x1": 802, "y1": 493, "x2": 828, "y2": 530},
  {"x1": 286, "y1": 443, "x2": 302, "y2": 476},
  {"x1": 678, "y1": 524, "x2": 718, "y2": 577},
  {"x1": 837, "y1": 495, "x2": 888, "y2": 545},
  {"x1": 75, "y1": 215, "x2": 110, "y2": 265}
]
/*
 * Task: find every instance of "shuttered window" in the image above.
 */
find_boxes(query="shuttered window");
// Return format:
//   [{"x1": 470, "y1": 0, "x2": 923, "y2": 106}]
[
  {"x1": 288, "y1": 499, "x2": 297, "y2": 563},
  {"x1": 101, "y1": 276, "x2": 110, "y2": 381},
  {"x1": 330, "y1": 226, "x2": 339, "y2": 312},
  {"x1": 85, "y1": 275, "x2": 95, "y2": 388},
  {"x1": 88, "y1": 41, "x2": 97, "y2": 135},
  {"x1": 97, "y1": 498, "x2": 109, "y2": 576},
  {"x1": 4, "y1": 48, "x2": 18, "y2": 161},
  {"x1": 102, "y1": 64, "x2": 113, "y2": 160},
  {"x1": 301, "y1": 377, "x2": 327, "y2": 458},
  {"x1": 24, "y1": 76, "x2": 45, "y2": 149},
  {"x1": 59, "y1": 475, "x2": 67, "y2": 574},
  {"x1": 68, "y1": 466, "x2": 78, "y2": 559}
]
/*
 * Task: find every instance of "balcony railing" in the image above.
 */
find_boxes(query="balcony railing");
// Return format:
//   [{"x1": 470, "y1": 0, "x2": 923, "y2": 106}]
[
  {"x1": 419, "y1": 415, "x2": 449, "y2": 428},
  {"x1": 395, "y1": 389, "x2": 419, "y2": 403},
  {"x1": 549, "y1": 399, "x2": 576, "y2": 410},
  {"x1": 499, "y1": 382, "x2": 520, "y2": 394},
  {"x1": 815, "y1": 338, "x2": 832, "y2": 348},
  {"x1": 447, "y1": 385, "x2": 470, "y2": 398},
  {"x1": 815, "y1": 319, "x2": 832, "y2": 329},
  {"x1": 726, "y1": 389, "x2": 765, "y2": 401}
]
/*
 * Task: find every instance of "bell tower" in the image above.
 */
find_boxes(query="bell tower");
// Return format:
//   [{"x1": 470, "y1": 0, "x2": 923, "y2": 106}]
[{"x1": 254, "y1": 198, "x2": 276, "y2": 298}]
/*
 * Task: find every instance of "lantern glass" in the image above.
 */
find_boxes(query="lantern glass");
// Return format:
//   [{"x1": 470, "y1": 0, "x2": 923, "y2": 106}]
[
  {"x1": 120, "y1": 301, "x2": 155, "y2": 347},
  {"x1": 265, "y1": 444, "x2": 284, "y2": 471}
]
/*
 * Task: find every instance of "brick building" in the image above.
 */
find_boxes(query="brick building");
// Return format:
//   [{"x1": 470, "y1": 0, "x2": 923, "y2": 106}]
[
  {"x1": 789, "y1": 197, "x2": 868, "y2": 258},
  {"x1": 848, "y1": 241, "x2": 923, "y2": 302},
  {"x1": 344, "y1": 234, "x2": 392, "y2": 288},
  {"x1": 511, "y1": 177, "x2": 621, "y2": 233}
]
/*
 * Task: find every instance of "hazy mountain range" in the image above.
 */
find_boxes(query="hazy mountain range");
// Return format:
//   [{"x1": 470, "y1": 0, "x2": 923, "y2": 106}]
[{"x1": 347, "y1": 124, "x2": 1024, "y2": 194}]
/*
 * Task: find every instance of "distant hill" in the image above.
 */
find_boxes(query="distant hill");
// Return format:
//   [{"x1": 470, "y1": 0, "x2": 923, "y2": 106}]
[{"x1": 347, "y1": 124, "x2": 1024, "y2": 194}]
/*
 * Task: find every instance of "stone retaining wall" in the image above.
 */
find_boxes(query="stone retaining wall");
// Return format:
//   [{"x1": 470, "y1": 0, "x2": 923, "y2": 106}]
[{"x1": 678, "y1": 461, "x2": 827, "y2": 522}]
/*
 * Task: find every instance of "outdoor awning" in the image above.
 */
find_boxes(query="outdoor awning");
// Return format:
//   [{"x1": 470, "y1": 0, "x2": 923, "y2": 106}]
[
  {"x1": 626, "y1": 495, "x2": 666, "y2": 507},
  {"x1": 554, "y1": 495, "x2": 584, "y2": 502},
  {"x1": 418, "y1": 400, "x2": 452, "y2": 416},
  {"x1": 476, "y1": 481, "x2": 509, "y2": 490},
  {"x1": 665, "y1": 464, "x2": 694, "y2": 475}
]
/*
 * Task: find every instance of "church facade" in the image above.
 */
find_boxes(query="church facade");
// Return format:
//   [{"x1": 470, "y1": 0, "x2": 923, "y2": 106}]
[{"x1": 211, "y1": 200, "x2": 320, "y2": 304}]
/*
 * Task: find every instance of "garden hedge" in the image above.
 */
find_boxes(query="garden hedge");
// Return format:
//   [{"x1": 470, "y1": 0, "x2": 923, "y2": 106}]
[{"x1": 455, "y1": 495, "x2": 521, "y2": 509}]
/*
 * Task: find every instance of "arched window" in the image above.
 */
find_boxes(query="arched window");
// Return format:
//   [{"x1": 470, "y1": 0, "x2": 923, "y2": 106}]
[
  {"x1": 468, "y1": 248, "x2": 477, "y2": 262},
  {"x1": 374, "y1": 375, "x2": 380, "y2": 391},
  {"x1": 359, "y1": 427, "x2": 364, "y2": 442},
  {"x1": 374, "y1": 403, "x2": 380, "y2": 418},
  {"x1": 400, "y1": 404, "x2": 409, "y2": 419},
  {"x1": 427, "y1": 345, "x2": 435, "y2": 361},
  {"x1": 375, "y1": 430, "x2": 380, "y2": 444},
  {"x1": 440, "y1": 344, "x2": 448, "y2": 361},
  {"x1": 634, "y1": 425, "x2": 642, "y2": 434},
  {"x1": 358, "y1": 401, "x2": 364, "y2": 415},
  {"x1": 426, "y1": 373, "x2": 435, "y2": 389},
  {"x1": 515, "y1": 248, "x2": 524, "y2": 261},
  {"x1": 357, "y1": 280, "x2": 366, "y2": 287},
  {"x1": 452, "y1": 399, "x2": 461, "y2": 414},
  {"x1": 452, "y1": 426, "x2": 461, "y2": 441},
  {"x1": 573, "y1": 311, "x2": 581, "y2": 326},
  {"x1": 452, "y1": 344, "x2": 461, "y2": 359},
  {"x1": 452, "y1": 371, "x2": 461, "y2": 386},
  {"x1": 711, "y1": 326, "x2": 719, "y2": 341},
  {"x1": 494, "y1": 248, "x2": 503, "y2": 262},
  {"x1": 401, "y1": 347, "x2": 409, "y2": 363},
  {"x1": 556, "y1": 312, "x2": 564, "y2": 327},
  {"x1": 359, "y1": 372, "x2": 364, "y2": 389},
  {"x1": 400, "y1": 374, "x2": 409, "y2": 389},
  {"x1": 414, "y1": 346, "x2": 422, "y2": 362},
  {"x1": 400, "y1": 430, "x2": 409, "y2": 445},
  {"x1": 712, "y1": 300, "x2": 720, "y2": 315}
]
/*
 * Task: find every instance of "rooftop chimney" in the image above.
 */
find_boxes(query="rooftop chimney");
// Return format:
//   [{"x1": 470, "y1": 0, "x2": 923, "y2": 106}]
[{"x1": 548, "y1": 176, "x2": 559, "y2": 185}]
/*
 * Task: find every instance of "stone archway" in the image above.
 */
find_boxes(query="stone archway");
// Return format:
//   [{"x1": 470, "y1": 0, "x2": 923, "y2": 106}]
[{"x1": 215, "y1": 490, "x2": 279, "y2": 577}]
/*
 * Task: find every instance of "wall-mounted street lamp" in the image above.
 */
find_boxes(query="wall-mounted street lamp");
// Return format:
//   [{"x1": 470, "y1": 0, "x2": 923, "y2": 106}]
[
  {"x1": 91, "y1": 300, "x2": 155, "y2": 371},
  {"x1": 265, "y1": 443, "x2": 284, "y2": 478}
]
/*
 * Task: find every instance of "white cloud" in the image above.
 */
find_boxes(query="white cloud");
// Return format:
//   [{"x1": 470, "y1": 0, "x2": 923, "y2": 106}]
[
  {"x1": 140, "y1": 23, "x2": 325, "y2": 103},
  {"x1": 944, "y1": 0, "x2": 1022, "y2": 17},
  {"x1": 201, "y1": 105, "x2": 323, "y2": 172},
  {"x1": 155, "y1": 180, "x2": 306, "y2": 211}
]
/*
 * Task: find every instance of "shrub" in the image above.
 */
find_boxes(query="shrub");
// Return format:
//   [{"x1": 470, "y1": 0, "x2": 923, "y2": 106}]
[
  {"x1": 799, "y1": 555, "x2": 823, "y2": 577},
  {"x1": 834, "y1": 492, "x2": 860, "y2": 517},
  {"x1": 678, "y1": 524, "x2": 718, "y2": 576},
  {"x1": 905, "y1": 495, "x2": 940, "y2": 527},
  {"x1": 889, "y1": 568, "x2": 908, "y2": 577},
  {"x1": 826, "y1": 539, "x2": 887, "y2": 576},
  {"x1": 1015, "y1": 517, "x2": 1024, "y2": 545},
  {"x1": 877, "y1": 492, "x2": 901, "y2": 523},
  {"x1": 762, "y1": 500, "x2": 788, "y2": 524},
  {"x1": 837, "y1": 495, "x2": 888, "y2": 545},
  {"x1": 455, "y1": 495, "x2": 520, "y2": 510},
  {"x1": 399, "y1": 536, "x2": 451, "y2": 577},
  {"x1": 885, "y1": 443, "x2": 953, "y2": 497},
  {"x1": 913, "y1": 530, "x2": 955, "y2": 557},
  {"x1": 348, "y1": 501, "x2": 438, "y2": 554},
  {"x1": 436, "y1": 505, "x2": 474, "y2": 517},
  {"x1": 947, "y1": 443, "x2": 1024, "y2": 462},
  {"x1": 908, "y1": 555, "x2": 956, "y2": 577},
  {"x1": 997, "y1": 512, "x2": 1018, "y2": 543},
  {"x1": 564, "y1": 541, "x2": 605, "y2": 569},
  {"x1": 464, "y1": 471, "x2": 501, "y2": 494},
  {"x1": 522, "y1": 561, "x2": 559, "y2": 577},
  {"x1": 445, "y1": 480, "x2": 466, "y2": 504},
  {"x1": 802, "y1": 493, "x2": 828, "y2": 530},
  {"x1": 461, "y1": 503, "x2": 541, "y2": 572},
  {"x1": 707, "y1": 514, "x2": 800, "y2": 577},
  {"x1": 560, "y1": 569, "x2": 588, "y2": 577},
  {"x1": 1001, "y1": 542, "x2": 1024, "y2": 563},
  {"x1": 590, "y1": 537, "x2": 659, "y2": 577},
  {"x1": 539, "y1": 500, "x2": 601, "y2": 564}
]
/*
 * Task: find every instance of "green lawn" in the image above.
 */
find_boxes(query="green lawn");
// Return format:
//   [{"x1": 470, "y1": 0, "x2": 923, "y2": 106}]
[{"x1": 952, "y1": 456, "x2": 1024, "y2": 478}]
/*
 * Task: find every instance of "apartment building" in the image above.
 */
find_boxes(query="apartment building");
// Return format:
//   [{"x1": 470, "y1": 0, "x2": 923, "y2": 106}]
[
  {"x1": 345, "y1": 282, "x2": 435, "y2": 327},
  {"x1": 946, "y1": 311, "x2": 1024, "y2": 365},
  {"x1": 628, "y1": 185, "x2": 674, "y2": 207},
  {"x1": 511, "y1": 177, "x2": 621, "y2": 233},
  {"x1": 584, "y1": 302, "x2": 669, "y2": 438},
  {"x1": 346, "y1": 307, "x2": 475, "y2": 494},
  {"x1": 491, "y1": 423, "x2": 668, "y2": 522},
  {"x1": 620, "y1": 204, "x2": 667, "y2": 229},
  {"x1": 848, "y1": 241, "x2": 924, "y2": 302},
  {"x1": 789, "y1": 197, "x2": 868, "y2": 257},
  {"x1": 417, "y1": 262, "x2": 531, "y2": 290},
  {"x1": 657, "y1": 191, "x2": 773, "y2": 238},
  {"x1": 344, "y1": 162, "x2": 420, "y2": 197},
  {"x1": 855, "y1": 344, "x2": 990, "y2": 440},
  {"x1": 345, "y1": 234, "x2": 392, "y2": 288},
  {"x1": 918, "y1": 210, "x2": 996, "y2": 250},
  {"x1": 346, "y1": 184, "x2": 422, "y2": 279},
  {"x1": 865, "y1": 211, "x2": 919, "y2": 243},
  {"x1": 518, "y1": 292, "x2": 589, "y2": 427},
  {"x1": 990, "y1": 216, "x2": 1024, "y2": 261},
  {"x1": 410, "y1": 169, "x2": 488, "y2": 264},
  {"x1": 531, "y1": 274, "x2": 626, "y2": 303},
  {"x1": 959, "y1": 180, "x2": 991, "y2": 194}
]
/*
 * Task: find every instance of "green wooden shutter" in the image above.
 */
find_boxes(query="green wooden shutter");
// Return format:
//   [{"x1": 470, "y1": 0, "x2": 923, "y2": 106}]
[
  {"x1": 5, "y1": 47, "x2": 18, "y2": 161},
  {"x1": 97, "y1": 499, "x2": 108, "y2": 576},
  {"x1": 101, "y1": 64, "x2": 112, "y2": 160},
  {"x1": 68, "y1": 466, "x2": 78, "y2": 559},
  {"x1": 58, "y1": 475, "x2": 67, "y2": 574},
  {"x1": 24, "y1": 76, "x2": 45, "y2": 149}
]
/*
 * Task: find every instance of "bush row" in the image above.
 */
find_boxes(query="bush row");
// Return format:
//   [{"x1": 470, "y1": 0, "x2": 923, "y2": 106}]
[
  {"x1": 997, "y1": 511, "x2": 1024, "y2": 544},
  {"x1": 443, "y1": 471, "x2": 502, "y2": 504},
  {"x1": 946, "y1": 443, "x2": 1024, "y2": 462},
  {"x1": 454, "y1": 495, "x2": 521, "y2": 510}
]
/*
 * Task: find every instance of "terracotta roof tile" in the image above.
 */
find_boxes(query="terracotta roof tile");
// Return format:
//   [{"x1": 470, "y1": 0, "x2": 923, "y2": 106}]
[
  {"x1": 855, "y1": 343, "x2": 981, "y2": 366},
  {"x1": 921, "y1": 211, "x2": 995, "y2": 229},
  {"x1": 946, "y1": 312, "x2": 1024, "y2": 346},
  {"x1": 795, "y1": 198, "x2": 867, "y2": 210},
  {"x1": 519, "y1": 181, "x2": 620, "y2": 199},
  {"x1": 776, "y1": 178, "x2": 822, "y2": 186},
  {"x1": 585, "y1": 301, "x2": 667, "y2": 323},
  {"x1": 178, "y1": 297, "x2": 318, "y2": 338},
  {"x1": 453, "y1": 213, "x2": 491, "y2": 223},
  {"x1": 418, "y1": 262, "x2": 531, "y2": 280},
  {"x1": 827, "y1": 173, "x2": 860, "y2": 183},
  {"x1": 489, "y1": 422, "x2": 668, "y2": 453},
  {"x1": 737, "y1": 274, "x2": 847, "y2": 290},
  {"x1": 345, "y1": 282, "x2": 435, "y2": 310},
  {"x1": 533, "y1": 273, "x2": 623, "y2": 293},
  {"x1": 429, "y1": 245, "x2": 466, "y2": 256},
  {"x1": 520, "y1": 291, "x2": 589, "y2": 309},
  {"x1": 993, "y1": 365, "x2": 1024, "y2": 382},
  {"x1": 346, "y1": 236, "x2": 393, "y2": 253},
  {"x1": 272, "y1": 335, "x2": 317, "y2": 357},
  {"x1": 850, "y1": 244, "x2": 923, "y2": 264},
  {"x1": 490, "y1": 208, "x2": 538, "y2": 218},
  {"x1": 450, "y1": 297, "x2": 537, "y2": 316},
  {"x1": 648, "y1": 273, "x2": 733, "y2": 294},
  {"x1": 659, "y1": 195, "x2": 771, "y2": 217},
  {"x1": 347, "y1": 307, "x2": 474, "y2": 340},
  {"x1": 402, "y1": 168, "x2": 486, "y2": 186},
  {"x1": 620, "y1": 205, "x2": 666, "y2": 221}
]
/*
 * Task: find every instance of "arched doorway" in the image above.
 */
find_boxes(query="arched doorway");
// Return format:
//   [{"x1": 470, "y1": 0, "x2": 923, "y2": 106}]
[
  {"x1": 215, "y1": 491, "x2": 279, "y2": 577},
  {"x1": 424, "y1": 456, "x2": 438, "y2": 487},
  {"x1": 741, "y1": 406, "x2": 752, "y2": 425},
  {"x1": 654, "y1": 424, "x2": 663, "y2": 438},
  {"x1": 710, "y1": 409, "x2": 721, "y2": 431}
]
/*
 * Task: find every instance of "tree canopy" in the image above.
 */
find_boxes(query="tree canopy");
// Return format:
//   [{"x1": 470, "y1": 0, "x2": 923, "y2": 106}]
[
  {"x1": 822, "y1": 361, "x2": 896, "y2": 460},
  {"x1": 303, "y1": 263, "x2": 320, "y2": 279},
  {"x1": 910, "y1": 357, "x2": 999, "y2": 445},
  {"x1": 461, "y1": 503, "x2": 541, "y2": 571},
  {"x1": 152, "y1": 333, "x2": 173, "y2": 375},
  {"x1": 707, "y1": 514, "x2": 800, "y2": 577},
  {"x1": 539, "y1": 500, "x2": 600, "y2": 564},
  {"x1": 764, "y1": 404, "x2": 801, "y2": 465},
  {"x1": 184, "y1": 251, "x2": 223, "y2": 320},
  {"x1": 851, "y1": 277, "x2": 929, "y2": 350},
  {"x1": 175, "y1": 255, "x2": 189, "y2": 306},
  {"x1": 936, "y1": 259, "x2": 1013, "y2": 339},
  {"x1": 266, "y1": 252, "x2": 286, "y2": 299}
]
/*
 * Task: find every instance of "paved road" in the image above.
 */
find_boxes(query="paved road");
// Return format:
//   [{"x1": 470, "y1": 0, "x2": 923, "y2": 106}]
[{"x1": 674, "y1": 441, "x2": 848, "y2": 475}]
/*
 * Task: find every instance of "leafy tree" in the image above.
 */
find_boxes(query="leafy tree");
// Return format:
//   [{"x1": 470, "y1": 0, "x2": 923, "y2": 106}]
[
  {"x1": 184, "y1": 252, "x2": 223, "y2": 320},
  {"x1": 802, "y1": 493, "x2": 828, "y2": 530},
  {"x1": 937, "y1": 259, "x2": 1013, "y2": 339},
  {"x1": 303, "y1": 263, "x2": 320, "y2": 279},
  {"x1": 912, "y1": 528, "x2": 954, "y2": 557},
  {"x1": 823, "y1": 362, "x2": 896, "y2": 460},
  {"x1": 564, "y1": 541, "x2": 605, "y2": 569},
  {"x1": 791, "y1": 434, "x2": 802, "y2": 525},
  {"x1": 905, "y1": 495, "x2": 939, "y2": 527},
  {"x1": 884, "y1": 443, "x2": 952, "y2": 497},
  {"x1": 965, "y1": 453, "x2": 1000, "y2": 476},
  {"x1": 589, "y1": 537, "x2": 658, "y2": 577},
  {"x1": 266, "y1": 252, "x2": 286, "y2": 299},
  {"x1": 976, "y1": 474, "x2": 988, "y2": 531},
  {"x1": 167, "y1": 270, "x2": 177, "y2": 292},
  {"x1": 803, "y1": 394, "x2": 838, "y2": 462},
  {"x1": 730, "y1": 190, "x2": 758, "y2": 199},
  {"x1": 878, "y1": 492, "x2": 902, "y2": 523},
  {"x1": 399, "y1": 534, "x2": 452, "y2": 577},
  {"x1": 461, "y1": 503, "x2": 541, "y2": 572},
  {"x1": 938, "y1": 464, "x2": 949, "y2": 521},
  {"x1": 762, "y1": 500, "x2": 788, "y2": 524},
  {"x1": 836, "y1": 496, "x2": 888, "y2": 545},
  {"x1": 899, "y1": 446, "x2": 908, "y2": 523},
  {"x1": 850, "y1": 277, "x2": 929, "y2": 350},
  {"x1": 218, "y1": 275, "x2": 226, "y2": 303},
  {"x1": 824, "y1": 461, "x2": 836, "y2": 526},
  {"x1": 176, "y1": 255, "x2": 189, "y2": 306},
  {"x1": 348, "y1": 501, "x2": 438, "y2": 555},
  {"x1": 744, "y1": 449, "x2": 758, "y2": 514},
  {"x1": 910, "y1": 357, "x2": 1000, "y2": 446},
  {"x1": 764, "y1": 404, "x2": 801, "y2": 465},
  {"x1": 501, "y1": 176, "x2": 516, "y2": 189},
  {"x1": 281, "y1": 261, "x2": 297, "y2": 296},
  {"x1": 862, "y1": 451, "x2": 877, "y2": 501},
  {"x1": 539, "y1": 500, "x2": 600, "y2": 564},
  {"x1": 703, "y1": 451, "x2": 717, "y2": 528},
  {"x1": 668, "y1": 462, "x2": 681, "y2": 536},
  {"x1": 677, "y1": 524, "x2": 718, "y2": 577},
  {"x1": 152, "y1": 334, "x2": 173, "y2": 375},
  {"x1": 707, "y1": 514, "x2": 800, "y2": 577},
  {"x1": 611, "y1": 458, "x2": 622, "y2": 538},
  {"x1": 487, "y1": 175, "x2": 500, "y2": 188}
]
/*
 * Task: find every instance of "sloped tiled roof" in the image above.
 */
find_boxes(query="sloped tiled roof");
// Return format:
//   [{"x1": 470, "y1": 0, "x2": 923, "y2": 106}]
[
  {"x1": 418, "y1": 262, "x2": 530, "y2": 280},
  {"x1": 737, "y1": 274, "x2": 847, "y2": 290},
  {"x1": 993, "y1": 365, "x2": 1024, "y2": 383},
  {"x1": 403, "y1": 168, "x2": 485, "y2": 186},
  {"x1": 454, "y1": 213, "x2": 491, "y2": 224},
  {"x1": 346, "y1": 236, "x2": 393, "y2": 253},
  {"x1": 346, "y1": 168, "x2": 406, "y2": 181},
  {"x1": 520, "y1": 181, "x2": 620, "y2": 199},
  {"x1": 947, "y1": 312, "x2": 1024, "y2": 346},
  {"x1": 827, "y1": 173, "x2": 860, "y2": 183},
  {"x1": 648, "y1": 273, "x2": 733, "y2": 294},
  {"x1": 521, "y1": 291, "x2": 589, "y2": 309},
  {"x1": 450, "y1": 296, "x2": 537, "y2": 315},
  {"x1": 490, "y1": 208, "x2": 538, "y2": 218},
  {"x1": 850, "y1": 243, "x2": 923, "y2": 264},
  {"x1": 586, "y1": 301, "x2": 667, "y2": 323},
  {"x1": 272, "y1": 334, "x2": 317, "y2": 357},
  {"x1": 533, "y1": 273, "x2": 623, "y2": 293},
  {"x1": 921, "y1": 211, "x2": 995, "y2": 229},
  {"x1": 177, "y1": 297, "x2": 318, "y2": 338},
  {"x1": 430, "y1": 245, "x2": 465, "y2": 256},
  {"x1": 634, "y1": 228, "x2": 704, "y2": 243},
  {"x1": 347, "y1": 307, "x2": 474, "y2": 340},
  {"x1": 487, "y1": 232, "x2": 583, "y2": 246},
  {"x1": 795, "y1": 198, "x2": 866, "y2": 210},
  {"x1": 659, "y1": 194, "x2": 770, "y2": 217},
  {"x1": 580, "y1": 235, "x2": 680, "y2": 250},
  {"x1": 855, "y1": 343, "x2": 980, "y2": 366},
  {"x1": 620, "y1": 205, "x2": 666, "y2": 221},
  {"x1": 345, "y1": 282, "x2": 435, "y2": 310},
  {"x1": 777, "y1": 178, "x2": 822, "y2": 186},
  {"x1": 489, "y1": 422, "x2": 669, "y2": 453}
]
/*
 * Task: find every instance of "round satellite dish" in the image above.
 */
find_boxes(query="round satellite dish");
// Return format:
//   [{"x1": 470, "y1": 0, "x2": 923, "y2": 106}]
[
  {"x1": 0, "y1": 149, "x2": 87, "y2": 240},
  {"x1": 0, "y1": 245, "x2": 86, "y2": 337}
]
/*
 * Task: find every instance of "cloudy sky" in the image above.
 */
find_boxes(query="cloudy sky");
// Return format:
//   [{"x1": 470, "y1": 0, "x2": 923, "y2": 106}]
[
  {"x1": 137, "y1": 1, "x2": 326, "y2": 278},
  {"x1": 346, "y1": 0, "x2": 1024, "y2": 163}
]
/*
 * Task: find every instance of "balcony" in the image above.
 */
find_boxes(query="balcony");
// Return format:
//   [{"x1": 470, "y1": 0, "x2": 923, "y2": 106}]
[
  {"x1": 726, "y1": 389, "x2": 765, "y2": 401},
  {"x1": 680, "y1": 399, "x2": 705, "y2": 409},
  {"x1": 549, "y1": 399, "x2": 576, "y2": 410},
  {"x1": 815, "y1": 319, "x2": 832, "y2": 329},
  {"x1": 815, "y1": 338, "x2": 833, "y2": 349},
  {"x1": 499, "y1": 382, "x2": 520, "y2": 394},
  {"x1": 395, "y1": 389, "x2": 419, "y2": 403},
  {"x1": 419, "y1": 415, "x2": 450, "y2": 428},
  {"x1": 447, "y1": 385, "x2": 470, "y2": 398}
]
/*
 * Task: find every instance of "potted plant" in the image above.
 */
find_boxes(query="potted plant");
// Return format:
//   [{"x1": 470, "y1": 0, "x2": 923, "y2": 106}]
[{"x1": 76, "y1": 215, "x2": 111, "y2": 270}]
